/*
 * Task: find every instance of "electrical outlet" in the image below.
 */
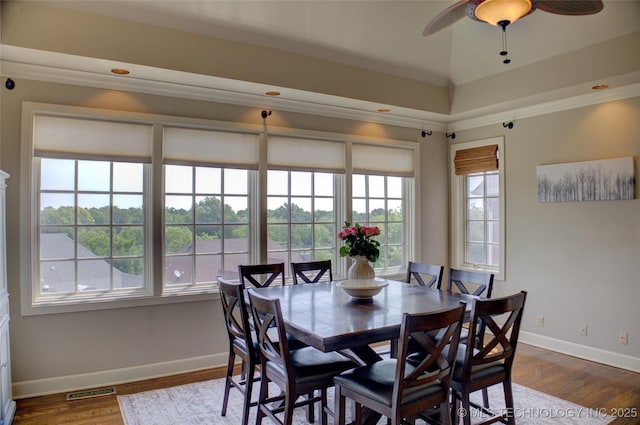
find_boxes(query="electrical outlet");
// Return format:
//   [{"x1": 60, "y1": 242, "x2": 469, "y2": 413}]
[
  {"x1": 619, "y1": 331, "x2": 628, "y2": 345},
  {"x1": 579, "y1": 324, "x2": 588, "y2": 336},
  {"x1": 537, "y1": 316, "x2": 544, "y2": 327}
]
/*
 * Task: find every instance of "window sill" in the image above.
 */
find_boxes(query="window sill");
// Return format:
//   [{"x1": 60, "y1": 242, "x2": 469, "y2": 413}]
[{"x1": 22, "y1": 291, "x2": 219, "y2": 316}]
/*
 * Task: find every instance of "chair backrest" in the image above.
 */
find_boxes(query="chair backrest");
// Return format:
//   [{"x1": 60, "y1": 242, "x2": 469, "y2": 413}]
[
  {"x1": 460, "y1": 291, "x2": 527, "y2": 379},
  {"x1": 405, "y1": 261, "x2": 444, "y2": 288},
  {"x1": 393, "y1": 304, "x2": 466, "y2": 406},
  {"x1": 217, "y1": 277, "x2": 255, "y2": 358},
  {"x1": 247, "y1": 289, "x2": 292, "y2": 377},
  {"x1": 446, "y1": 268, "x2": 494, "y2": 298},
  {"x1": 291, "y1": 260, "x2": 333, "y2": 285},
  {"x1": 239, "y1": 263, "x2": 286, "y2": 288}
]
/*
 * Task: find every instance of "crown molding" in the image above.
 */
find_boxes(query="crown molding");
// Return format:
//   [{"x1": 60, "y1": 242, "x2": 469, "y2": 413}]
[
  {"x1": 2, "y1": 50, "x2": 638, "y2": 134},
  {"x1": 449, "y1": 81, "x2": 640, "y2": 131},
  {"x1": 0, "y1": 58, "x2": 449, "y2": 132}
]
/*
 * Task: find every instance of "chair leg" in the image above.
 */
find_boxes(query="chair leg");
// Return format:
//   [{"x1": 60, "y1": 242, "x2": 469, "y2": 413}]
[
  {"x1": 241, "y1": 364, "x2": 255, "y2": 425},
  {"x1": 335, "y1": 384, "x2": 347, "y2": 425},
  {"x1": 307, "y1": 391, "x2": 315, "y2": 422},
  {"x1": 354, "y1": 402, "x2": 363, "y2": 425},
  {"x1": 482, "y1": 387, "x2": 489, "y2": 409},
  {"x1": 283, "y1": 390, "x2": 296, "y2": 425},
  {"x1": 451, "y1": 392, "x2": 459, "y2": 425},
  {"x1": 460, "y1": 391, "x2": 472, "y2": 425},
  {"x1": 256, "y1": 375, "x2": 269, "y2": 425},
  {"x1": 320, "y1": 387, "x2": 329, "y2": 425},
  {"x1": 439, "y1": 400, "x2": 451, "y2": 425},
  {"x1": 503, "y1": 379, "x2": 516, "y2": 425},
  {"x1": 221, "y1": 351, "x2": 235, "y2": 416}
]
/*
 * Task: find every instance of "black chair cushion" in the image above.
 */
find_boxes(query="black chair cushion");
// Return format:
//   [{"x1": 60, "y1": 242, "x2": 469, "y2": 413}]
[
  {"x1": 232, "y1": 338, "x2": 259, "y2": 361},
  {"x1": 266, "y1": 347, "x2": 357, "y2": 385},
  {"x1": 333, "y1": 359, "x2": 445, "y2": 407}
]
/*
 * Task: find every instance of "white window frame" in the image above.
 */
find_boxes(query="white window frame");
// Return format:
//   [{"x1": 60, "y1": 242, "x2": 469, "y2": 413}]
[
  {"x1": 265, "y1": 169, "x2": 341, "y2": 278},
  {"x1": 350, "y1": 173, "x2": 413, "y2": 275},
  {"x1": 163, "y1": 165, "x2": 257, "y2": 294},
  {"x1": 35, "y1": 157, "x2": 153, "y2": 303},
  {"x1": 450, "y1": 137, "x2": 505, "y2": 280}
]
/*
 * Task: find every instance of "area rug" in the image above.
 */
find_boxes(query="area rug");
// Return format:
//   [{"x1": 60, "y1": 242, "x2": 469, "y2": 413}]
[{"x1": 118, "y1": 378, "x2": 612, "y2": 425}]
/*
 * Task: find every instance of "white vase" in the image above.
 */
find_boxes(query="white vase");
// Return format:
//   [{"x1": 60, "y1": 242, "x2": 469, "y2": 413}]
[{"x1": 347, "y1": 255, "x2": 375, "y2": 280}]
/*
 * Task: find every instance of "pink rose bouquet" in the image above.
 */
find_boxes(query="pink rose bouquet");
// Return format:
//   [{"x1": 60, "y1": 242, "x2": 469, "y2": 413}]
[{"x1": 338, "y1": 221, "x2": 381, "y2": 263}]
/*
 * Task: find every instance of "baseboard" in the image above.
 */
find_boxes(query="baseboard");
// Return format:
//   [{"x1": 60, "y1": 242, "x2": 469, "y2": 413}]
[
  {"x1": 520, "y1": 331, "x2": 640, "y2": 373},
  {"x1": 14, "y1": 336, "x2": 639, "y2": 399},
  {"x1": 12, "y1": 352, "x2": 229, "y2": 399}
]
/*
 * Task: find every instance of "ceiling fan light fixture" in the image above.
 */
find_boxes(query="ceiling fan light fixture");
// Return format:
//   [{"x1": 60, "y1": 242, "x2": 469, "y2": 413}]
[{"x1": 472, "y1": 0, "x2": 533, "y2": 26}]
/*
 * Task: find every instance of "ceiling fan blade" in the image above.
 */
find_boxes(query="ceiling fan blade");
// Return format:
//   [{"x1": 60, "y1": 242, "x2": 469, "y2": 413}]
[
  {"x1": 538, "y1": 0, "x2": 604, "y2": 15},
  {"x1": 422, "y1": 0, "x2": 468, "y2": 36}
]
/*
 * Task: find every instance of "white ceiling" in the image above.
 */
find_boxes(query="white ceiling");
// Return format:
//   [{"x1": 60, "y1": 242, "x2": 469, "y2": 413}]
[{"x1": 45, "y1": 0, "x2": 640, "y2": 87}]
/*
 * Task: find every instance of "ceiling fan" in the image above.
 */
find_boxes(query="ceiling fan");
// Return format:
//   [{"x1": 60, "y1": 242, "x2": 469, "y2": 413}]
[{"x1": 423, "y1": 0, "x2": 604, "y2": 63}]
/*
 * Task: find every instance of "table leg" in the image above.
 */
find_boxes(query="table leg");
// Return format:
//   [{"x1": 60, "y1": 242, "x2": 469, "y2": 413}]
[{"x1": 343, "y1": 345, "x2": 384, "y2": 425}]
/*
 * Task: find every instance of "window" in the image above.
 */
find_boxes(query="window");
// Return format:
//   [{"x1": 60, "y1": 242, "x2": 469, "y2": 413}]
[
  {"x1": 162, "y1": 127, "x2": 259, "y2": 286},
  {"x1": 450, "y1": 137, "x2": 505, "y2": 279},
  {"x1": 30, "y1": 113, "x2": 153, "y2": 306},
  {"x1": 39, "y1": 158, "x2": 147, "y2": 296},
  {"x1": 267, "y1": 170, "x2": 337, "y2": 274},
  {"x1": 266, "y1": 135, "x2": 344, "y2": 276},
  {"x1": 352, "y1": 174, "x2": 405, "y2": 271},
  {"x1": 351, "y1": 143, "x2": 415, "y2": 274},
  {"x1": 464, "y1": 171, "x2": 500, "y2": 266},
  {"x1": 164, "y1": 165, "x2": 252, "y2": 290}
]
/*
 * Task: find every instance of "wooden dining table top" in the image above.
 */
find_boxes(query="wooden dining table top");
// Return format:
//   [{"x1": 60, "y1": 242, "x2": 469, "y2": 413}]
[{"x1": 249, "y1": 279, "x2": 476, "y2": 354}]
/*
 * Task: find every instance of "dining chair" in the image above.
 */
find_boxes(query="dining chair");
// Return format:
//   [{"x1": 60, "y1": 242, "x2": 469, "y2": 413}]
[
  {"x1": 405, "y1": 261, "x2": 445, "y2": 288},
  {"x1": 239, "y1": 262, "x2": 286, "y2": 288},
  {"x1": 241, "y1": 263, "x2": 310, "y2": 351},
  {"x1": 247, "y1": 289, "x2": 359, "y2": 425},
  {"x1": 291, "y1": 259, "x2": 333, "y2": 285},
  {"x1": 447, "y1": 268, "x2": 495, "y2": 350},
  {"x1": 446, "y1": 268, "x2": 494, "y2": 298},
  {"x1": 218, "y1": 277, "x2": 259, "y2": 425},
  {"x1": 449, "y1": 291, "x2": 528, "y2": 425},
  {"x1": 334, "y1": 304, "x2": 466, "y2": 425},
  {"x1": 381, "y1": 262, "x2": 445, "y2": 359}
]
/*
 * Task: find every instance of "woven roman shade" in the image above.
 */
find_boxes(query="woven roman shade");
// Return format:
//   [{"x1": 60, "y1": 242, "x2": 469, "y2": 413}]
[{"x1": 454, "y1": 144, "x2": 499, "y2": 175}]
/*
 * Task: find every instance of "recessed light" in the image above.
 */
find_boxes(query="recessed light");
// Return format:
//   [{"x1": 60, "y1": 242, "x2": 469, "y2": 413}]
[
  {"x1": 265, "y1": 91, "x2": 281, "y2": 96},
  {"x1": 591, "y1": 84, "x2": 609, "y2": 90},
  {"x1": 111, "y1": 68, "x2": 130, "y2": 75},
  {"x1": 377, "y1": 108, "x2": 391, "y2": 113}
]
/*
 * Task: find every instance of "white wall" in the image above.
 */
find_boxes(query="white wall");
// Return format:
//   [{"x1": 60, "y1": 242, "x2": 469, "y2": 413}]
[{"x1": 452, "y1": 97, "x2": 640, "y2": 370}]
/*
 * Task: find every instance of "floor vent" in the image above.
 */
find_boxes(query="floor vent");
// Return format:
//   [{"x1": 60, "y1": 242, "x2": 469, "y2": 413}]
[{"x1": 66, "y1": 386, "x2": 117, "y2": 401}]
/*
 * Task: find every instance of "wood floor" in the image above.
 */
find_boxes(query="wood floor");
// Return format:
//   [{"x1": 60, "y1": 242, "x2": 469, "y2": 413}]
[{"x1": 12, "y1": 343, "x2": 640, "y2": 425}]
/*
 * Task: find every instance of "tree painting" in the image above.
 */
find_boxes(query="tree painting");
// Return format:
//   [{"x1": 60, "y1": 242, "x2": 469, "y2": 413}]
[{"x1": 537, "y1": 157, "x2": 635, "y2": 202}]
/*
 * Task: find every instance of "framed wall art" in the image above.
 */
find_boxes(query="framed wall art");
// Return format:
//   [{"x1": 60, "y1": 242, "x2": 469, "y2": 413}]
[{"x1": 537, "y1": 157, "x2": 635, "y2": 202}]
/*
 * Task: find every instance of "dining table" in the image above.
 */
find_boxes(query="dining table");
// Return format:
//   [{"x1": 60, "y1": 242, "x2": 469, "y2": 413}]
[{"x1": 249, "y1": 279, "x2": 478, "y2": 425}]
